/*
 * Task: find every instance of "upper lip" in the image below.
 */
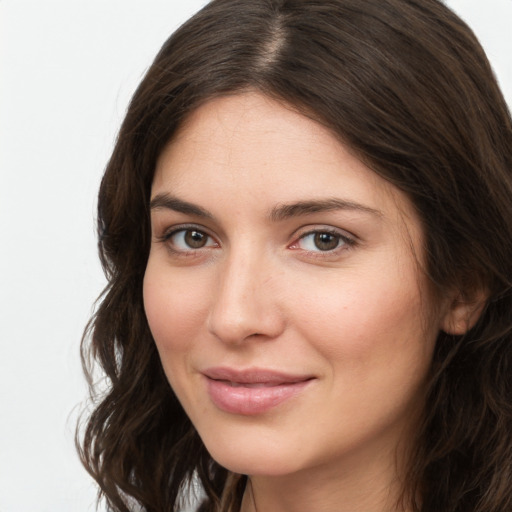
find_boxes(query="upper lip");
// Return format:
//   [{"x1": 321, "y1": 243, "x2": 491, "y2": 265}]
[{"x1": 202, "y1": 367, "x2": 314, "y2": 385}]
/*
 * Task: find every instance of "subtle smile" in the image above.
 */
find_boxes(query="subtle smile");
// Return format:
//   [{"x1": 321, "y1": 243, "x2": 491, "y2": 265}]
[{"x1": 202, "y1": 367, "x2": 315, "y2": 415}]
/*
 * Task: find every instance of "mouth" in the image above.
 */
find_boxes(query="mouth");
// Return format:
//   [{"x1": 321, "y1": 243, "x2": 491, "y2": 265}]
[
  {"x1": 217, "y1": 381, "x2": 287, "y2": 388},
  {"x1": 202, "y1": 367, "x2": 315, "y2": 415}
]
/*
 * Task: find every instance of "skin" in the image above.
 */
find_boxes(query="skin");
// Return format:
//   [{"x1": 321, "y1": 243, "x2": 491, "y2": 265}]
[{"x1": 143, "y1": 92, "x2": 459, "y2": 512}]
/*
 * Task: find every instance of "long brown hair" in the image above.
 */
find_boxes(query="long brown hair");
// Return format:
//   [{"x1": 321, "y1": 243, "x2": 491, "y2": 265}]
[{"x1": 78, "y1": 1, "x2": 512, "y2": 511}]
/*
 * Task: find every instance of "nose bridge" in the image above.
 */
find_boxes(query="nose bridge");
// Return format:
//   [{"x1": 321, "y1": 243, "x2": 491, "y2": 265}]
[{"x1": 207, "y1": 242, "x2": 283, "y2": 344}]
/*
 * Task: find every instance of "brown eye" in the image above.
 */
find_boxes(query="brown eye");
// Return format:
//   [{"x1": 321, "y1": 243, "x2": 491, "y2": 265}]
[
  {"x1": 184, "y1": 229, "x2": 208, "y2": 248},
  {"x1": 166, "y1": 228, "x2": 217, "y2": 251},
  {"x1": 295, "y1": 230, "x2": 352, "y2": 253},
  {"x1": 313, "y1": 232, "x2": 340, "y2": 251}
]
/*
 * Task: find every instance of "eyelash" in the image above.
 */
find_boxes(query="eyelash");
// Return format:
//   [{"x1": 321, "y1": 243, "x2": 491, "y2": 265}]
[
  {"x1": 158, "y1": 224, "x2": 218, "y2": 256},
  {"x1": 157, "y1": 224, "x2": 356, "y2": 259},
  {"x1": 291, "y1": 228, "x2": 356, "y2": 257}
]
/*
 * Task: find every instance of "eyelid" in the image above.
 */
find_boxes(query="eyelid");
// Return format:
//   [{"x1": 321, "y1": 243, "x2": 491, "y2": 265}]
[
  {"x1": 288, "y1": 225, "x2": 357, "y2": 254},
  {"x1": 157, "y1": 223, "x2": 220, "y2": 251},
  {"x1": 154, "y1": 222, "x2": 357, "y2": 259}
]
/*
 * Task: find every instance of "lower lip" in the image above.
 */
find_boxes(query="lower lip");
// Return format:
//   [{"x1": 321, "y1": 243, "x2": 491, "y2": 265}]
[{"x1": 205, "y1": 377, "x2": 312, "y2": 415}]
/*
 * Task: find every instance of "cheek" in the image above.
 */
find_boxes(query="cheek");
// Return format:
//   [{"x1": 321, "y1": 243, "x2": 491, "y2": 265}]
[
  {"x1": 142, "y1": 261, "x2": 215, "y2": 411},
  {"x1": 291, "y1": 261, "x2": 435, "y2": 366},
  {"x1": 142, "y1": 261, "x2": 209, "y2": 357}
]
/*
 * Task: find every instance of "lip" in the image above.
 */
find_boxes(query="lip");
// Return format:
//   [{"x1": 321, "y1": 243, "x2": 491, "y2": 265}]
[{"x1": 202, "y1": 367, "x2": 315, "y2": 415}]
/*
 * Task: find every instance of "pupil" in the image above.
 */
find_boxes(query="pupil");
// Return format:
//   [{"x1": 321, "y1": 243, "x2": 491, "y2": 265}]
[
  {"x1": 314, "y1": 232, "x2": 338, "y2": 251},
  {"x1": 185, "y1": 230, "x2": 206, "y2": 248}
]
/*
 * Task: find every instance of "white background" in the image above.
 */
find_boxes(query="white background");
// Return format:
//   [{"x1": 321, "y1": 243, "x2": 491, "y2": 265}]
[{"x1": 0, "y1": 1, "x2": 510, "y2": 511}]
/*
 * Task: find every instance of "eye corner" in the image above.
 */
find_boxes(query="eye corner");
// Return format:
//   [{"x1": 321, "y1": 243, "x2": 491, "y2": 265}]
[
  {"x1": 154, "y1": 224, "x2": 220, "y2": 257},
  {"x1": 288, "y1": 226, "x2": 358, "y2": 259}
]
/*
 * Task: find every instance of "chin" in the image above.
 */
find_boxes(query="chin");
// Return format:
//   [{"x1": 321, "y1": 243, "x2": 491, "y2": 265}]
[
  {"x1": 201, "y1": 430, "x2": 305, "y2": 477},
  {"x1": 213, "y1": 453, "x2": 302, "y2": 477}
]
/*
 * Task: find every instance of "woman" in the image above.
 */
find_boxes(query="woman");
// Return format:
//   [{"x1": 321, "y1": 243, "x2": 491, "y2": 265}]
[{"x1": 78, "y1": 0, "x2": 512, "y2": 511}]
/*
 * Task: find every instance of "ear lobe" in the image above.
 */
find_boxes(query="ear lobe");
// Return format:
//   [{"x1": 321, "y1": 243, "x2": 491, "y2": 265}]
[{"x1": 440, "y1": 289, "x2": 488, "y2": 335}]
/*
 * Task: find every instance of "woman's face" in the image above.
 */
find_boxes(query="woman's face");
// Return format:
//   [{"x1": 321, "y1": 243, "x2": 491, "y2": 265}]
[{"x1": 144, "y1": 92, "x2": 451, "y2": 478}]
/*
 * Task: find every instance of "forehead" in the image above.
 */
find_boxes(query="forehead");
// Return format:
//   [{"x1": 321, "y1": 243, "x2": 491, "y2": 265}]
[
  {"x1": 152, "y1": 92, "x2": 421, "y2": 238},
  {"x1": 155, "y1": 93, "x2": 348, "y2": 187}
]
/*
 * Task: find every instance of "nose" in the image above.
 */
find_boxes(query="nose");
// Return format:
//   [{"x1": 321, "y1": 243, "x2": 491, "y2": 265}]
[{"x1": 207, "y1": 249, "x2": 285, "y2": 345}]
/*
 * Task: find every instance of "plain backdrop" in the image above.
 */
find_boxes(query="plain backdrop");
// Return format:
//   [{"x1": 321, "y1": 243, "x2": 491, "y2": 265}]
[{"x1": 0, "y1": 1, "x2": 510, "y2": 511}]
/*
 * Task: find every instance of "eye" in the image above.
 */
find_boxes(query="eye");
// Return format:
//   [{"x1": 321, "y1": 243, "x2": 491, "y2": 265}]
[
  {"x1": 295, "y1": 230, "x2": 353, "y2": 252},
  {"x1": 165, "y1": 228, "x2": 217, "y2": 251}
]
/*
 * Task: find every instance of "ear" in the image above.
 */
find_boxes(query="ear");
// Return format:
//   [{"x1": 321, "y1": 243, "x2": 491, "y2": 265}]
[{"x1": 440, "y1": 288, "x2": 488, "y2": 335}]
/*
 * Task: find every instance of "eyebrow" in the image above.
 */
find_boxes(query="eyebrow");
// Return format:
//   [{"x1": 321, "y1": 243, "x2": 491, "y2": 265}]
[
  {"x1": 269, "y1": 198, "x2": 383, "y2": 221},
  {"x1": 150, "y1": 193, "x2": 382, "y2": 221},
  {"x1": 150, "y1": 194, "x2": 213, "y2": 218}
]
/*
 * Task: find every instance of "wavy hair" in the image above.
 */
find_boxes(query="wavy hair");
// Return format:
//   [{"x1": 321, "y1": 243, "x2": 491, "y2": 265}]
[{"x1": 78, "y1": 1, "x2": 512, "y2": 511}]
